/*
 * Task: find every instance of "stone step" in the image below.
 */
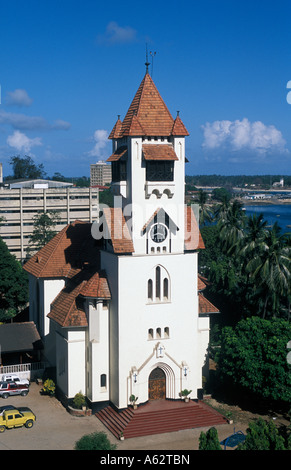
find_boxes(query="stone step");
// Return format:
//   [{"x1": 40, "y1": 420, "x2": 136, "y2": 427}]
[{"x1": 96, "y1": 400, "x2": 227, "y2": 440}]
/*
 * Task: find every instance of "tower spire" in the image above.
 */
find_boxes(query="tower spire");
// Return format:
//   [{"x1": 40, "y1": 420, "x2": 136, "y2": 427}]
[{"x1": 145, "y1": 43, "x2": 150, "y2": 74}]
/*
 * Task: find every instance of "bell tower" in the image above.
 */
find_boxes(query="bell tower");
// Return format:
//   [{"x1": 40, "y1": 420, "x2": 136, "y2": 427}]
[
  {"x1": 107, "y1": 69, "x2": 189, "y2": 256},
  {"x1": 98, "y1": 67, "x2": 206, "y2": 410}
]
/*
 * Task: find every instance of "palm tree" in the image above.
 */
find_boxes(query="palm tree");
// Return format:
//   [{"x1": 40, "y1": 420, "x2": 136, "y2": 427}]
[
  {"x1": 195, "y1": 189, "x2": 213, "y2": 226},
  {"x1": 239, "y1": 213, "x2": 268, "y2": 262},
  {"x1": 246, "y1": 223, "x2": 291, "y2": 318},
  {"x1": 217, "y1": 199, "x2": 246, "y2": 255}
]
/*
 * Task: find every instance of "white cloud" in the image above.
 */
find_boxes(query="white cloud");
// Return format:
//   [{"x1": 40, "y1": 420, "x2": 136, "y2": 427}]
[
  {"x1": 88, "y1": 129, "x2": 109, "y2": 158},
  {"x1": 7, "y1": 130, "x2": 42, "y2": 153},
  {"x1": 201, "y1": 118, "x2": 288, "y2": 155},
  {"x1": 0, "y1": 110, "x2": 70, "y2": 131},
  {"x1": 97, "y1": 21, "x2": 137, "y2": 44},
  {"x1": 6, "y1": 89, "x2": 33, "y2": 107}
]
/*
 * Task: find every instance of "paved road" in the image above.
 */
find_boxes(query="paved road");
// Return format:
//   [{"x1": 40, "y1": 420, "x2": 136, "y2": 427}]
[{"x1": 0, "y1": 383, "x2": 243, "y2": 451}]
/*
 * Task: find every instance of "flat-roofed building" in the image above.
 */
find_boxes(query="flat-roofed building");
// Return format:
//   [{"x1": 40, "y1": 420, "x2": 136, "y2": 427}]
[
  {"x1": 90, "y1": 161, "x2": 112, "y2": 186},
  {"x1": 0, "y1": 180, "x2": 98, "y2": 260}
]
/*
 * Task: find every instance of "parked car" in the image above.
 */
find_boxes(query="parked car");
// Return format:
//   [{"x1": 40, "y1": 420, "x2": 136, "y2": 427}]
[
  {"x1": 0, "y1": 407, "x2": 36, "y2": 432},
  {"x1": 0, "y1": 382, "x2": 29, "y2": 399},
  {"x1": 1, "y1": 374, "x2": 29, "y2": 386}
]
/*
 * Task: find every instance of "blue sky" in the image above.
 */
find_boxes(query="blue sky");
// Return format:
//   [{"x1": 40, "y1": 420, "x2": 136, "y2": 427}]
[{"x1": 1, "y1": 0, "x2": 291, "y2": 178}]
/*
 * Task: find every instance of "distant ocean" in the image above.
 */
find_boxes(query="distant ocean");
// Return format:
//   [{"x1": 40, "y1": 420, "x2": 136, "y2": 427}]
[{"x1": 244, "y1": 204, "x2": 291, "y2": 234}]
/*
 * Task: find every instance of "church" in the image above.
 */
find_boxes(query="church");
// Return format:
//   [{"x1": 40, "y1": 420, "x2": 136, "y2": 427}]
[{"x1": 23, "y1": 66, "x2": 219, "y2": 419}]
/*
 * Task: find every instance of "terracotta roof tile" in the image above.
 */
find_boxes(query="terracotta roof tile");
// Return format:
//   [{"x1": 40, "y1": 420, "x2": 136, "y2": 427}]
[
  {"x1": 23, "y1": 221, "x2": 98, "y2": 279},
  {"x1": 109, "y1": 73, "x2": 188, "y2": 138},
  {"x1": 184, "y1": 206, "x2": 205, "y2": 251},
  {"x1": 103, "y1": 207, "x2": 134, "y2": 254},
  {"x1": 198, "y1": 274, "x2": 207, "y2": 291},
  {"x1": 142, "y1": 144, "x2": 178, "y2": 161},
  {"x1": 108, "y1": 117, "x2": 123, "y2": 139},
  {"x1": 48, "y1": 280, "x2": 88, "y2": 327},
  {"x1": 79, "y1": 270, "x2": 111, "y2": 299},
  {"x1": 172, "y1": 114, "x2": 189, "y2": 136},
  {"x1": 198, "y1": 293, "x2": 220, "y2": 315},
  {"x1": 48, "y1": 269, "x2": 111, "y2": 327},
  {"x1": 107, "y1": 146, "x2": 128, "y2": 162}
]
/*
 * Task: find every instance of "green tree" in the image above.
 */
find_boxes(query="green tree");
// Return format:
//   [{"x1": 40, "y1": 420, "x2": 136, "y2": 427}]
[
  {"x1": 9, "y1": 155, "x2": 46, "y2": 179},
  {"x1": 246, "y1": 223, "x2": 291, "y2": 318},
  {"x1": 199, "y1": 427, "x2": 221, "y2": 450},
  {"x1": 212, "y1": 187, "x2": 232, "y2": 204},
  {"x1": 216, "y1": 317, "x2": 291, "y2": 404},
  {"x1": 26, "y1": 210, "x2": 60, "y2": 257},
  {"x1": 0, "y1": 237, "x2": 28, "y2": 321},
  {"x1": 238, "y1": 418, "x2": 286, "y2": 450},
  {"x1": 194, "y1": 189, "x2": 212, "y2": 226},
  {"x1": 74, "y1": 431, "x2": 116, "y2": 450},
  {"x1": 217, "y1": 199, "x2": 246, "y2": 255}
]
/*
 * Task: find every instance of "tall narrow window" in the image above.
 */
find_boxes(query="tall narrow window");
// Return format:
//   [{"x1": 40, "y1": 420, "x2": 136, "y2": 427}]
[
  {"x1": 148, "y1": 328, "x2": 153, "y2": 340},
  {"x1": 100, "y1": 374, "x2": 106, "y2": 388},
  {"x1": 148, "y1": 279, "x2": 153, "y2": 301},
  {"x1": 156, "y1": 328, "x2": 161, "y2": 339},
  {"x1": 156, "y1": 266, "x2": 161, "y2": 299},
  {"x1": 163, "y1": 278, "x2": 169, "y2": 300}
]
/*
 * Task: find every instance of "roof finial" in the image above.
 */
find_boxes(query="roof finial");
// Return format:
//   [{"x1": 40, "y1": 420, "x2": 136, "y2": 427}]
[{"x1": 145, "y1": 43, "x2": 150, "y2": 74}]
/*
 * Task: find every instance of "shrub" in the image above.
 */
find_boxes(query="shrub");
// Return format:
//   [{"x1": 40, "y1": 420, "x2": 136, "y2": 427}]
[
  {"x1": 42, "y1": 379, "x2": 55, "y2": 396},
  {"x1": 73, "y1": 392, "x2": 86, "y2": 409},
  {"x1": 199, "y1": 427, "x2": 221, "y2": 450},
  {"x1": 75, "y1": 431, "x2": 116, "y2": 450},
  {"x1": 237, "y1": 418, "x2": 286, "y2": 450}
]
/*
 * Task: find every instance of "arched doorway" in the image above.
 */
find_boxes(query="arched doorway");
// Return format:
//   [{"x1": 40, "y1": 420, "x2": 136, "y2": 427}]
[{"x1": 148, "y1": 367, "x2": 166, "y2": 400}]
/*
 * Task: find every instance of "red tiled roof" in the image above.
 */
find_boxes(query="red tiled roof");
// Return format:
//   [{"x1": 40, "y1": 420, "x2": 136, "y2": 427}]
[
  {"x1": 198, "y1": 293, "x2": 220, "y2": 315},
  {"x1": 103, "y1": 207, "x2": 134, "y2": 254},
  {"x1": 109, "y1": 73, "x2": 188, "y2": 138},
  {"x1": 142, "y1": 144, "x2": 178, "y2": 161},
  {"x1": 198, "y1": 274, "x2": 207, "y2": 291},
  {"x1": 48, "y1": 279, "x2": 88, "y2": 327},
  {"x1": 107, "y1": 146, "x2": 128, "y2": 162},
  {"x1": 108, "y1": 117, "x2": 123, "y2": 139},
  {"x1": 48, "y1": 268, "x2": 111, "y2": 327},
  {"x1": 23, "y1": 221, "x2": 98, "y2": 279},
  {"x1": 80, "y1": 271, "x2": 111, "y2": 299},
  {"x1": 172, "y1": 115, "x2": 189, "y2": 136},
  {"x1": 184, "y1": 206, "x2": 205, "y2": 251}
]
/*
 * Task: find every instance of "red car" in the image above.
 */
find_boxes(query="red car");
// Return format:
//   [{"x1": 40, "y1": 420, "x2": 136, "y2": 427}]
[{"x1": 0, "y1": 382, "x2": 29, "y2": 399}]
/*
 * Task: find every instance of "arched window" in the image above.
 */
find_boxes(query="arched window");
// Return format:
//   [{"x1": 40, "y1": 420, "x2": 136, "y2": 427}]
[
  {"x1": 156, "y1": 327, "x2": 161, "y2": 339},
  {"x1": 147, "y1": 265, "x2": 170, "y2": 303},
  {"x1": 148, "y1": 328, "x2": 153, "y2": 340},
  {"x1": 164, "y1": 327, "x2": 169, "y2": 338},
  {"x1": 163, "y1": 278, "x2": 169, "y2": 300},
  {"x1": 155, "y1": 266, "x2": 161, "y2": 299}
]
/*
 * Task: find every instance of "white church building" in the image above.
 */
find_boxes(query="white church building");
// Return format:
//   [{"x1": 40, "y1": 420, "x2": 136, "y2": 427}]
[{"x1": 24, "y1": 68, "x2": 219, "y2": 415}]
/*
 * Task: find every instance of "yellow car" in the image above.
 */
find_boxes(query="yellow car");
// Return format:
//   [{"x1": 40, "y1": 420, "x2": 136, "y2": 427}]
[{"x1": 0, "y1": 407, "x2": 36, "y2": 432}]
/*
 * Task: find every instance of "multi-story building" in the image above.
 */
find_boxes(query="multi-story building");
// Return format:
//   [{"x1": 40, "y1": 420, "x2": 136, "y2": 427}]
[
  {"x1": 90, "y1": 161, "x2": 112, "y2": 186},
  {"x1": 0, "y1": 179, "x2": 98, "y2": 260}
]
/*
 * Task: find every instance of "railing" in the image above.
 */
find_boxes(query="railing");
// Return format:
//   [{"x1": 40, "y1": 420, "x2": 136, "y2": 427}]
[{"x1": 0, "y1": 362, "x2": 47, "y2": 380}]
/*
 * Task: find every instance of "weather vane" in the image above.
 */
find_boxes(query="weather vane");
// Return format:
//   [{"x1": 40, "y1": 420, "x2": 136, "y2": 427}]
[
  {"x1": 150, "y1": 50, "x2": 156, "y2": 77},
  {"x1": 145, "y1": 44, "x2": 156, "y2": 77}
]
